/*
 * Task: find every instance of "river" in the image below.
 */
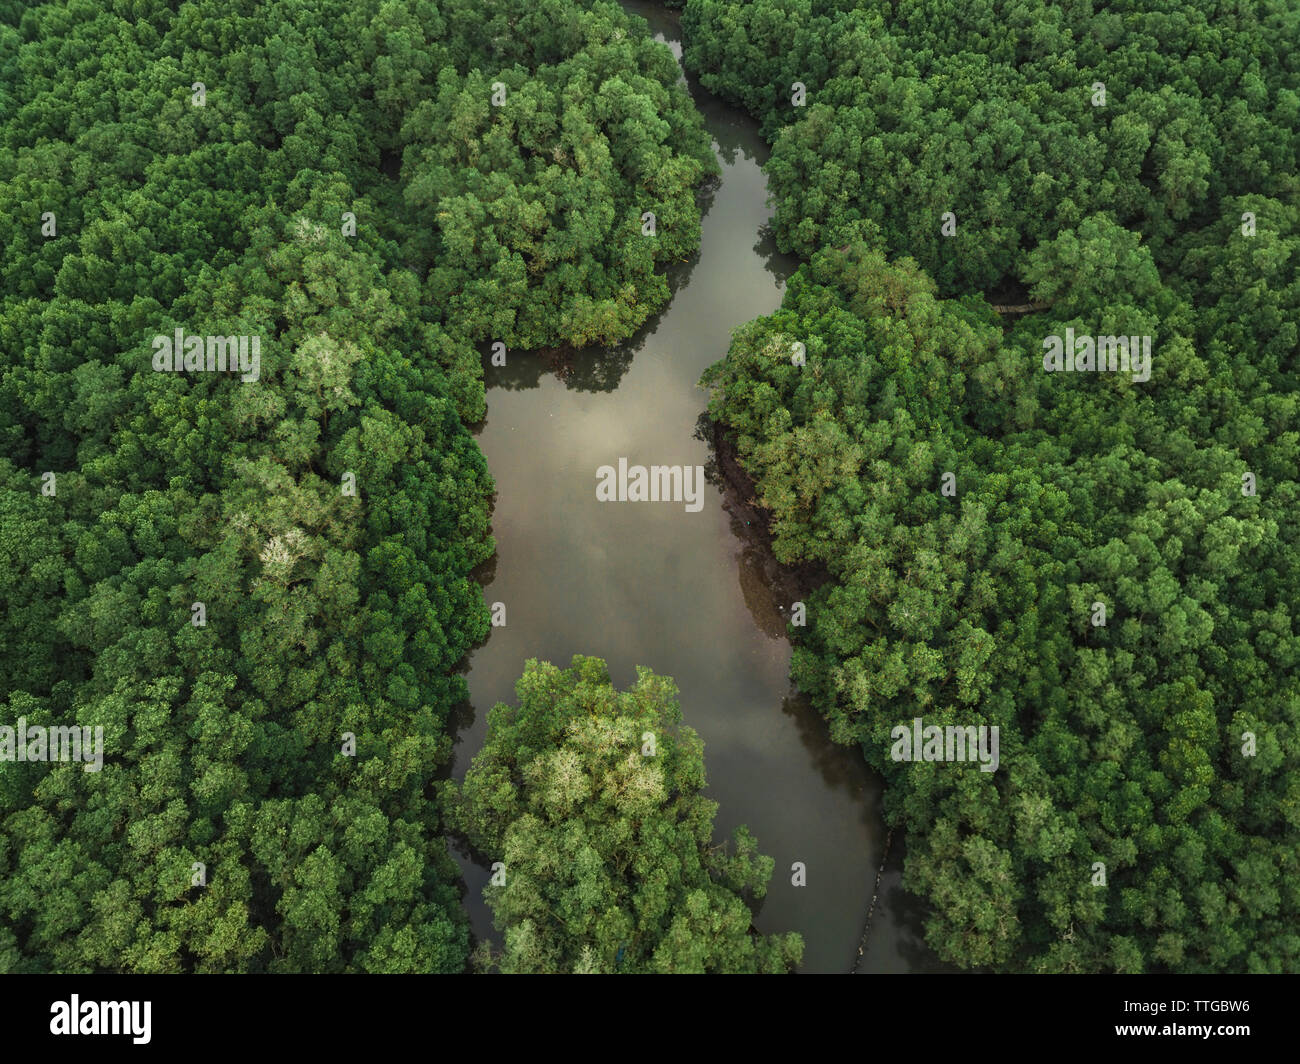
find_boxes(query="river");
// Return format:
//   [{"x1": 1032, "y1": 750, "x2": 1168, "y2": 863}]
[{"x1": 449, "y1": 0, "x2": 941, "y2": 974}]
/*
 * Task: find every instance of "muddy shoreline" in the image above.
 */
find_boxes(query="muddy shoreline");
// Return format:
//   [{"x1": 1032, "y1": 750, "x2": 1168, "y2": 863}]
[{"x1": 706, "y1": 414, "x2": 831, "y2": 607}]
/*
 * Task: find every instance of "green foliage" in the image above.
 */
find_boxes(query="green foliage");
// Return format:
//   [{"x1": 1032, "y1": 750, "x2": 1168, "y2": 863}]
[
  {"x1": 701, "y1": 221, "x2": 1300, "y2": 971},
  {"x1": 0, "y1": 0, "x2": 715, "y2": 973},
  {"x1": 684, "y1": 0, "x2": 1300, "y2": 292},
  {"x1": 690, "y1": 0, "x2": 1299, "y2": 977},
  {"x1": 404, "y1": 1, "x2": 719, "y2": 348},
  {"x1": 449, "y1": 656, "x2": 803, "y2": 973}
]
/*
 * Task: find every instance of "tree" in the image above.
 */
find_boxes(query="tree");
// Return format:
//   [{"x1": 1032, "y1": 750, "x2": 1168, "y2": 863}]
[{"x1": 449, "y1": 656, "x2": 803, "y2": 973}]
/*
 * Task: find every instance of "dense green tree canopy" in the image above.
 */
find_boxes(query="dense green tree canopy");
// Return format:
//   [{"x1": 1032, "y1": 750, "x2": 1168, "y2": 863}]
[
  {"x1": 449, "y1": 656, "x2": 803, "y2": 973},
  {"x1": 683, "y1": 0, "x2": 1299, "y2": 292},
  {"x1": 689, "y1": 0, "x2": 1299, "y2": 975},
  {"x1": 0, "y1": 0, "x2": 715, "y2": 972},
  {"x1": 700, "y1": 226, "x2": 1299, "y2": 973},
  {"x1": 5, "y1": 0, "x2": 1295, "y2": 977}
]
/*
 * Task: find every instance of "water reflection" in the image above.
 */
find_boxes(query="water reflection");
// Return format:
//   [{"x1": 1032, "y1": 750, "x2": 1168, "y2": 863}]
[
  {"x1": 754, "y1": 222, "x2": 797, "y2": 288},
  {"x1": 481, "y1": 340, "x2": 638, "y2": 393},
  {"x1": 858, "y1": 835, "x2": 963, "y2": 973}
]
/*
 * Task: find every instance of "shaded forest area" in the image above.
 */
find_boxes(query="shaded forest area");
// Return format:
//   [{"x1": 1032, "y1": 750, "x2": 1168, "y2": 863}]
[{"x1": 690, "y1": 0, "x2": 1299, "y2": 971}]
